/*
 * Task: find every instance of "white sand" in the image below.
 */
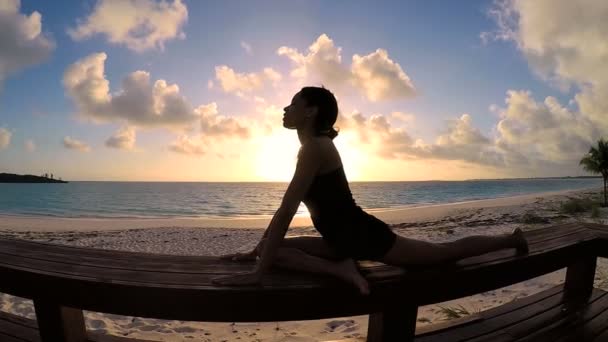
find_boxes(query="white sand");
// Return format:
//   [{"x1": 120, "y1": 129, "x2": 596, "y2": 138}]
[{"x1": 1, "y1": 187, "x2": 607, "y2": 342}]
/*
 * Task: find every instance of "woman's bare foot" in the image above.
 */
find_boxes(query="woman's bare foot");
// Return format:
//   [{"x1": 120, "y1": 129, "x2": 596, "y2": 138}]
[
  {"x1": 512, "y1": 228, "x2": 529, "y2": 254},
  {"x1": 336, "y1": 259, "x2": 370, "y2": 295}
]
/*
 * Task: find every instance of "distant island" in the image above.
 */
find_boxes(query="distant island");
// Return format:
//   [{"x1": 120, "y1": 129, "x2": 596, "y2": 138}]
[{"x1": 0, "y1": 173, "x2": 68, "y2": 183}]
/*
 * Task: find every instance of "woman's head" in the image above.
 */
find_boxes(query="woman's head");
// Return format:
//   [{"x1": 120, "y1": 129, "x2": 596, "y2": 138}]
[{"x1": 283, "y1": 86, "x2": 339, "y2": 139}]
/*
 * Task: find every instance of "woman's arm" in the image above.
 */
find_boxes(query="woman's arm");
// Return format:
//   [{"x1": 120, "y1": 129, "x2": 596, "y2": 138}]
[
  {"x1": 257, "y1": 141, "x2": 322, "y2": 272},
  {"x1": 212, "y1": 141, "x2": 322, "y2": 285}
]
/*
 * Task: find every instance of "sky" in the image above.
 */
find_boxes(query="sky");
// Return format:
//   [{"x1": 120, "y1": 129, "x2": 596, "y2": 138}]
[{"x1": 0, "y1": 0, "x2": 606, "y2": 182}]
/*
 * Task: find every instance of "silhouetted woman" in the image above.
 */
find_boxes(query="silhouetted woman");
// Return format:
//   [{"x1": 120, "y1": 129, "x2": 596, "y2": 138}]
[{"x1": 212, "y1": 86, "x2": 528, "y2": 294}]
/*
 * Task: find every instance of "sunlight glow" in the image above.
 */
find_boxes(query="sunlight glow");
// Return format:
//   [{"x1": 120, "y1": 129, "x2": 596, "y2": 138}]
[
  {"x1": 254, "y1": 131, "x2": 301, "y2": 182},
  {"x1": 253, "y1": 131, "x2": 367, "y2": 182},
  {"x1": 335, "y1": 132, "x2": 365, "y2": 181}
]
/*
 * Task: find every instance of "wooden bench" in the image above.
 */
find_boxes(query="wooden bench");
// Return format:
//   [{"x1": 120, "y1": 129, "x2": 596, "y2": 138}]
[{"x1": 1, "y1": 222, "x2": 608, "y2": 342}]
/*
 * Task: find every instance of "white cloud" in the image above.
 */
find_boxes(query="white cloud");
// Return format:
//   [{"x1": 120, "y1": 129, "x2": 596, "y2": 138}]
[
  {"x1": 197, "y1": 103, "x2": 250, "y2": 139},
  {"x1": 337, "y1": 111, "x2": 503, "y2": 166},
  {"x1": 277, "y1": 34, "x2": 416, "y2": 102},
  {"x1": 0, "y1": 127, "x2": 11, "y2": 149},
  {"x1": 63, "y1": 52, "x2": 200, "y2": 129},
  {"x1": 24, "y1": 139, "x2": 35, "y2": 152},
  {"x1": 337, "y1": 111, "x2": 414, "y2": 157},
  {"x1": 494, "y1": 90, "x2": 594, "y2": 164},
  {"x1": 277, "y1": 34, "x2": 349, "y2": 88},
  {"x1": 390, "y1": 111, "x2": 415, "y2": 125},
  {"x1": 214, "y1": 65, "x2": 281, "y2": 93},
  {"x1": 479, "y1": 0, "x2": 608, "y2": 173},
  {"x1": 63, "y1": 136, "x2": 91, "y2": 152},
  {"x1": 105, "y1": 126, "x2": 136, "y2": 149},
  {"x1": 169, "y1": 135, "x2": 205, "y2": 155},
  {"x1": 410, "y1": 114, "x2": 501, "y2": 166},
  {"x1": 64, "y1": 53, "x2": 252, "y2": 156},
  {"x1": 0, "y1": 0, "x2": 54, "y2": 89},
  {"x1": 351, "y1": 49, "x2": 416, "y2": 101},
  {"x1": 240, "y1": 41, "x2": 252, "y2": 55},
  {"x1": 485, "y1": 0, "x2": 608, "y2": 90},
  {"x1": 68, "y1": 0, "x2": 188, "y2": 52}
]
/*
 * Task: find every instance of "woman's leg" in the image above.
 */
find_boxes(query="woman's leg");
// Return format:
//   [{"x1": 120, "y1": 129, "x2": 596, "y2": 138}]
[
  {"x1": 260, "y1": 236, "x2": 370, "y2": 295},
  {"x1": 381, "y1": 228, "x2": 528, "y2": 267}
]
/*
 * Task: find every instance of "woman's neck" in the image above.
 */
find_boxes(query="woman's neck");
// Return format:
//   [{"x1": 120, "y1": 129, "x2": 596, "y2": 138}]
[{"x1": 297, "y1": 125, "x2": 315, "y2": 145}]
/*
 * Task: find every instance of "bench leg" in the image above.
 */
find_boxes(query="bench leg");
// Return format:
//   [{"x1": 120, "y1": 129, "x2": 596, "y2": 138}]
[
  {"x1": 564, "y1": 256, "x2": 597, "y2": 308},
  {"x1": 367, "y1": 304, "x2": 418, "y2": 342},
  {"x1": 34, "y1": 300, "x2": 87, "y2": 342}
]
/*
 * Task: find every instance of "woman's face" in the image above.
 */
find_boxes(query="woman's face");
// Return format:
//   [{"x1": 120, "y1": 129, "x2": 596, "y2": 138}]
[{"x1": 283, "y1": 92, "x2": 315, "y2": 130}]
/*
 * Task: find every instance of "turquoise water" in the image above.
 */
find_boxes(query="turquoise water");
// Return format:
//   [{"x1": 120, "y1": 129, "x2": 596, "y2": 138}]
[{"x1": 0, "y1": 178, "x2": 602, "y2": 219}]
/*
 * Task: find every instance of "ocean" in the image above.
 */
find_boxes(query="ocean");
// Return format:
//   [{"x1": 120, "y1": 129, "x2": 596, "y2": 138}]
[{"x1": 0, "y1": 178, "x2": 602, "y2": 219}]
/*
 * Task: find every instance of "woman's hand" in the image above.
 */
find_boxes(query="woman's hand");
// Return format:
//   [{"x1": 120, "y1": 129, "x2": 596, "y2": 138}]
[
  {"x1": 211, "y1": 271, "x2": 262, "y2": 286},
  {"x1": 218, "y1": 249, "x2": 258, "y2": 262}
]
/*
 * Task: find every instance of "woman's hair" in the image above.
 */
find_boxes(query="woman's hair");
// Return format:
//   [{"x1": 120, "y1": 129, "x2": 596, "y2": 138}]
[{"x1": 299, "y1": 86, "x2": 339, "y2": 139}]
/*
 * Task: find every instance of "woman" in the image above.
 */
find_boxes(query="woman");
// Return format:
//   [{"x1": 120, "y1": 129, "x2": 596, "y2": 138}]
[{"x1": 212, "y1": 86, "x2": 528, "y2": 295}]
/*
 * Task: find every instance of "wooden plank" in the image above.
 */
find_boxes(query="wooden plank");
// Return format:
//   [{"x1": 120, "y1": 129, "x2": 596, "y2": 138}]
[
  {"x1": 416, "y1": 285, "x2": 567, "y2": 341},
  {"x1": 550, "y1": 291, "x2": 608, "y2": 342},
  {"x1": 564, "y1": 255, "x2": 597, "y2": 301},
  {"x1": 364, "y1": 226, "x2": 595, "y2": 281},
  {"x1": 458, "y1": 228, "x2": 597, "y2": 269},
  {"x1": 0, "y1": 223, "x2": 588, "y2": 277},
  {"x1": 0, "y1": 310, "x2": 38, "y2": 329},
  {"x1": 33, "y1": 300, "x2": 86, "y2": 342},
  {"x1": 87, "y1": 331, "x2": 152, "y2": 342},
  {"x1": 0, "y1": 312, "x2": 40, "y2": 342},
  {"x1": 500, "y1": 290, "x2": 607, "y2": 340},
  {"x1": 0, "y1": 223, "x2": 602, "y2": 323},
  {"x1": 0, "y1": 233, "x2": 598, "y2": 322},
  {"x1": 367, "y1": 304, "x2": 417, "y2": 342},
  {"x1": 397, "y1": 236, "x2": 598, "y2": 306},
  {"x1": 593, "y1": 326, "x2": 608, "y2": 342},
  {"x1": 510, "y1": 289, "x2": 608, "y2": 341},
  {"x1": 434, "y1": 289, "x2": 606, "y2": 342},
  {"x1": 0, "y1": 332, "x2": 33, "y2": 342},
  {"x1": 0, "y1": 223, "x2": 592, "y2": 289}
]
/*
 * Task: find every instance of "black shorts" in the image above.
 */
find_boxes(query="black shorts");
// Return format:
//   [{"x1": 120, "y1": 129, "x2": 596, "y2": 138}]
[{"x1": 314, "y1": 212, "x2": 397, "y2": 261}]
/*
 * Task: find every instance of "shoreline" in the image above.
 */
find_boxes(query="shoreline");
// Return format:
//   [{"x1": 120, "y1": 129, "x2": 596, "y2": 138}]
[{"x1": 0, "y1": 187, "x2": 599, "y2": 232}]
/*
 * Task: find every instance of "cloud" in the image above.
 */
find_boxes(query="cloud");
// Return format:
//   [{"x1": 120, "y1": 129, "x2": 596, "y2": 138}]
[
  {"x1": 0, "y1": 127, "x2": 11, "y2": 149},
  {"x1": 278, "y1": 34, "x2": 349, "y2": 88},
  {"x1": 68, "y1": 0, "x2": 188, "y2": 52},
  {"x1": 484, "y1": 0, "x2": 608, "y2": 91},
  {"x1": 390, "y1": 111, "x2": 415, "y2": 125},
  {"x1": 277, "y1": 34, "x2": 416, "y2": 102},
  {"x1": 63, "y1": 136, "x2": 91, "y2": 152},
  {"x1": 494, "y1": 90, "x2": 594, "y2": 164},
  {"x1": 197, "y1": 103, "x2": 250, "y2": 139},
  {"x1": 63, "y1": 52, "x2": 200, "y2": 129},
  {"x1": 240, "y1": 41, "x2": 252, "y2": 55},
  {"x1": 410, "y1": 114, "x2": 501, "y2": 166},
  {"x1": 168, "y1": 135, "x2": 205, "y2": 155},
  {"x1": 338, "y1": 110, "x2": 503, "y2": 166},
  {"x1": 105, "y1": 126, "x2": 136, "y2": 149},
  {"x1": 351, "y1": 49, "x2": 416, "y2": 101},
  {"x1": 214, "y1": 65, "x2": 281, "y2": 93},
  {"x1": 479, "y1": 0, "x2": 608, "y2": 172},
  {"x1": 0, "y1": 0, "x2": 54, "y2": 89},
  {"x1": 24, "y1": 139, "x2": 35, "y2": 152},
  {"x1": 337, "y1": 111, "x2": 414, "y2": 158},
  {"x1": 64, "y1": 53, "x2": 251, "y2": 156}
]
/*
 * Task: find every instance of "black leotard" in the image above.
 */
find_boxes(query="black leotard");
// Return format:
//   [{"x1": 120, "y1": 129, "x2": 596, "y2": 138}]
[{"x1": 302, "y1": 166, "x2": 397, "y2": 261}]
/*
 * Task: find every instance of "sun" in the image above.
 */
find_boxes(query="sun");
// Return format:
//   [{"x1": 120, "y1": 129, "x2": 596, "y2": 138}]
[
  {"x1": 254, "y1": 130, "x2": 366, "y2": 182},
  {"x1": 255, "y1": 131, "x2": 301, "y2": 182}
]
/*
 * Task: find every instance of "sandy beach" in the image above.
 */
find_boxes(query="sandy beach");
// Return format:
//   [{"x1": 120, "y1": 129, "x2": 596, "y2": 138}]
[{"x1": 1, "y1": 187, "x2": 607, "y2": 342}]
